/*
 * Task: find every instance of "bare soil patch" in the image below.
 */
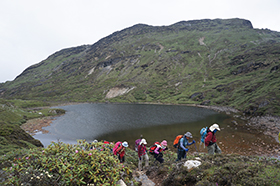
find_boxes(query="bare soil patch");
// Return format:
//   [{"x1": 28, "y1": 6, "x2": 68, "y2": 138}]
[{"x1": 21, "y1": 116, "x2": 55, "y2": 136}]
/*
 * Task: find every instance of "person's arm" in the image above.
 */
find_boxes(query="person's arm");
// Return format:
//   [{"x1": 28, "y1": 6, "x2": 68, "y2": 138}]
[
  {"x1": 154, "y1": 146, "x2": 160, "y2": 154},
  {"x1": 186, "y1": 140, "x2": 193, "y2": 146}
]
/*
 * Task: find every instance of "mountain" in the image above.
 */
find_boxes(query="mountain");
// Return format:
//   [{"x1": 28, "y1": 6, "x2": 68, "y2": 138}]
[{"x1": 1, "y1": 18, "x2": 280, "y2": 116}]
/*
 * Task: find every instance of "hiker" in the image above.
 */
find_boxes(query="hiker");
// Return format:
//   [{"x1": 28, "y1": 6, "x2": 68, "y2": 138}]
[
  {"x1": 152, "y1": 140, "x2": 168, "y2": 163},
  {"x1": 138, "y1": 138, "x2": 149, "y2": 171},
  {"x1": 205, "y1": 123, "x2": 222, "y2": 155},
  {"x1": 278, "y1": 132, "x2": 280, "y2": 144},
  {"x1": 89, "y1": 139, "x2": 98, "y2": 150},
  {"x1": 114, "y1": 141, "x2": 129, "y2": 163},
  {"x1": 177, "y1": 132, "x2": 196, "y2": 161}
]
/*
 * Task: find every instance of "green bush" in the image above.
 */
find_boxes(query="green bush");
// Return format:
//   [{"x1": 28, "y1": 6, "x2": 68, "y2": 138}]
[{"x1": 1, "y1": 140, "x2": 133, "y2": 185}]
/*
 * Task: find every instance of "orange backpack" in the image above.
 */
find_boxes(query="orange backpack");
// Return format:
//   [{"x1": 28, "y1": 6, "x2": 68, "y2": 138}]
[{"x1": 173, "y1": 135, "x2": 183, "y2": 148}]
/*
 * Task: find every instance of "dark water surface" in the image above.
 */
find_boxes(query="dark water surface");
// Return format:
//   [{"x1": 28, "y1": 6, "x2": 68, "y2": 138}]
[{"x1": 34, "y1": 103, "x2": 279, "y2": 156}]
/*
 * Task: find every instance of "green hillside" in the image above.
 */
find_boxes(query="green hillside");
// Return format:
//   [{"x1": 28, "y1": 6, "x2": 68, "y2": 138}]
[
  {"x1": 0, "y1": 99, "x2": 65, "y2": 155},
  {"x1": 1, "y1": 18, "x2": 280, "y2": 116}
]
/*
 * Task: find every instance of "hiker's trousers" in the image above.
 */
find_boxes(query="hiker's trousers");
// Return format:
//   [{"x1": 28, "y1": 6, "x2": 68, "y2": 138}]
[
  {"x1": 177, "y1": 149, "x2": 186, "y2": 161},
  {"x1": 207, "y1": 143, "x2": 222, "y2": 155},
  {"x1": 138, "y1": 153, "x2": 149, "y2": 170}
]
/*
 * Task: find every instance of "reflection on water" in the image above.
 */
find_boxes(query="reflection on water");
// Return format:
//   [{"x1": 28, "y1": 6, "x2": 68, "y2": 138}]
[
  {"x1": 34, "y1": 103, "x2": 279, "y2": 156},
  {"x1": 34, "y1": 103, "x2": 224, "y2": 145}
]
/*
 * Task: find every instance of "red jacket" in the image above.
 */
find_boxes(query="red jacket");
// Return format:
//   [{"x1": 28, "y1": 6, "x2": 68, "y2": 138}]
[
  {"x1": 138, "y1": 144, "x2": 147, "y2": 158},
  {"x1": 116, "y1": 145, "x2": 125, "y2": 158},
  {"x1": 205, "y1": 131, "x2": 217, "y2": 147}
]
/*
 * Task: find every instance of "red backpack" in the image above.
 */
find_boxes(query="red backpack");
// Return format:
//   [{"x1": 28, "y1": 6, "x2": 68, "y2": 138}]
[
  {"x1": 149, "y1": 142, "x2": 161, "y2": 154},
  {"x1": 113, "y1": 141, "x2": 122, "y2": 155}
]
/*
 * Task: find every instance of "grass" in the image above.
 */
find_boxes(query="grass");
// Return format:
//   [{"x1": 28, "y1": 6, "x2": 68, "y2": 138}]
[
  {"x1": 1, "y1": 18, "x2": 280, "y2": 116},
  {"x1": 160, "y1": 154, "x2": 280, "y2": 186},
  {"x1": 0, "y1": 99, "x2": 66, "y2": 156}
]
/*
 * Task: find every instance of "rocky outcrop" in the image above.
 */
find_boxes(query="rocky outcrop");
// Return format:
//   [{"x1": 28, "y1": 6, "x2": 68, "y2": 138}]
[{"x1": 105, "y1": 85, "x2": 135, "y2": 99}]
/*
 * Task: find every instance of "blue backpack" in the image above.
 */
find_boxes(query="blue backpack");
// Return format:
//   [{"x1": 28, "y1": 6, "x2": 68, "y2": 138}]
[{"x1": 200, "y1": 127, "x2": 208, "y2": 143}]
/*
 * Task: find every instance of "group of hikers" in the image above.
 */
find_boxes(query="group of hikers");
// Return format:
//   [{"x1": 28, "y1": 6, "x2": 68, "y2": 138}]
[{"x1": 111, "y1": 123, "x2": 221, "y2": 171}]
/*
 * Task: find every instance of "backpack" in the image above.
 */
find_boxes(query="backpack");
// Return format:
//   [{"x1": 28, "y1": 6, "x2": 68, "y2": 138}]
[
  {"x1": 200, "y1": 127, "x2": 208, "y2": 143},
  {"x1": 135, "y1": 139, "x2": 142, "y2": 152},
  {"x1": 113, "y1": 141, "x2": 122, "y2": 155},
  {"x1": 173, "y1": 135, "x2": 183, "y2": 148},
  {"x1": 149, "y1": 142, "x2": 161, "y2": 154}
]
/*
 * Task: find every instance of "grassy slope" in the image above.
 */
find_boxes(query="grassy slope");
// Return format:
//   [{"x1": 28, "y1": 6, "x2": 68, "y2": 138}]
[
  {"x1": 0, "y1": 18, "x2": 279, "y2": 116},
  {"x1": 0, "y1": 99, "x2": 65, "y2": 155}
]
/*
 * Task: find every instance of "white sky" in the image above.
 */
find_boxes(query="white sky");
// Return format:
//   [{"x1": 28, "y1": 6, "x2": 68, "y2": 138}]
[{"x1": 1, "y1": 0, "x2": 279, "y2": 83}]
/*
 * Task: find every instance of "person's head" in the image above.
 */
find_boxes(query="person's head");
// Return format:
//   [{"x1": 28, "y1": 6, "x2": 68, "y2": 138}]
[
  {"x1": 122, "y1": 141, "x2": 128, "y2": 148},
  {"x1": 139, "y1": 138, "x2": 147, "y2": 146},
  {"x1": 161, "y1": 140, "x2": 167, "y2": 147},
  {"x1": 209, "y1": 124, "x2": 220, "y2": 133},
  {"x1": 184, "y1": 132, "x2": 193, "y2": 140}
]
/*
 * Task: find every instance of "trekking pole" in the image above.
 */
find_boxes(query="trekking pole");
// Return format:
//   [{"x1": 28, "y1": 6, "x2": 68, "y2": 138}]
[{"x1": 194, "y1": 143, "x2": 198, "y2": 153}]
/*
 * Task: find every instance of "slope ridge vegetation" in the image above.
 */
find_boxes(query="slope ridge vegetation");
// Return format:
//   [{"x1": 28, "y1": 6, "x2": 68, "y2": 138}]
[{"x1": 1, "y1": 18, "x2": 280, "y2": 116}]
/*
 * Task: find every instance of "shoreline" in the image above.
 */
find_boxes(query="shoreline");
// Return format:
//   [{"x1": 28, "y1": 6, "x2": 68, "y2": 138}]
[
  {"x1": 21, "y1": 116, "x2": 56, "y2": 136},
  {"x1": 21, "y1": 102, "x2": 280, "y2": 156},
  {"x1": 195, "y1": 104, "x2": 280, "y2": 143}
]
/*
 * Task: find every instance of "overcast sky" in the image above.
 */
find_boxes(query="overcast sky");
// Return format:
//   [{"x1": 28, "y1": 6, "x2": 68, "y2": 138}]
[{"x1": 1, "y1": 0, "x2": 279, "y2": 83}]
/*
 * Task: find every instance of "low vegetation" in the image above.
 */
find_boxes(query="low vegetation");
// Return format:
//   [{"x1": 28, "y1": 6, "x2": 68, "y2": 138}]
[
  {"x1": 1, "y1": 140, "x2": 279, "y2": 185},
  {"x1": 0, "y1": 98, "x2": 65, "y2": 155},
  {"x1": 0, "y1": 140, "x2": 132, "y2": 185},
  {"x1": 159, "y1": 154, "x2": 280, "y2": 186}
]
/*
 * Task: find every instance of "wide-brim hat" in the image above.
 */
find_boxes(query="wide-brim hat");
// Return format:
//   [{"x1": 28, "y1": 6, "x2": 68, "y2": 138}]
[
  {"x1": 122, "y1": 141, "x2": 128, "y2": 147},
  {"x1": 140, "y1": 138, "x2": 147, "y2": 145},
  {"x1": 209, "y1": 124, "x2": 220, "y2": 132},
  {"x1": 185, "y1": 132, "x2": 193, "y2": 138}
]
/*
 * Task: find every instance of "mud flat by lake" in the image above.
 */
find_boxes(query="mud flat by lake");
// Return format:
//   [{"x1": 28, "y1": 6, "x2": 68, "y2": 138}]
[{"x1": 21, "y1": 116, "x2": 55, "y2": 136}]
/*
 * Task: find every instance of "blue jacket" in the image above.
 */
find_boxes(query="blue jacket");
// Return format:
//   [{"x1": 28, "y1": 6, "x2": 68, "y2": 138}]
[{"x1": 178, "y1": 136, "x2": 193, "y2": 151}]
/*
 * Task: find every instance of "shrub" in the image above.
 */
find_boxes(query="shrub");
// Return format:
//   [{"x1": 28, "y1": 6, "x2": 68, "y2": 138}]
[{"x1": 1, "y1": 140, "x2": 132, "y2": 185}]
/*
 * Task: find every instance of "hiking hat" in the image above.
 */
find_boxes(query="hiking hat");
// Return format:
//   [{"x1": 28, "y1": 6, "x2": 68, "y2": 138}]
[
  {"x1": 122, "y1": 141, "x2": 129, "y2": 147},
  {"x1": 161, "y1": 140, "x2": 167, "y2": 146},
  {"x1": 140, "y1": 138, "x2": 147, "y2": 145},
  {"x1": 209, "y1": 123, "x2": 220, "y2": 132},
  {"x1": 185, "y1": 132, "x2": 193, "y2": 138}
]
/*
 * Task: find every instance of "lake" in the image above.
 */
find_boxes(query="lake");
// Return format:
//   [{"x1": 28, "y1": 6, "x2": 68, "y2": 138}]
[{"x1": 33, "y1": 103, "x2": 278, "y2": 156}]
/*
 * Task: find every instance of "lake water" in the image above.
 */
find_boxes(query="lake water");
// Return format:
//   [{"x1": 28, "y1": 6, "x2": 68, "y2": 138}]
[{"x1": 33, "y1": 103, "x2": 279, "y2": 156}]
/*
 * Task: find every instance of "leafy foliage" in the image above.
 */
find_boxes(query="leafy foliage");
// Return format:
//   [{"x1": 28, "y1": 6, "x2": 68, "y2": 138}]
[{"x1": 0, "y1": 140, "x2": 133, "y2": 185}]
